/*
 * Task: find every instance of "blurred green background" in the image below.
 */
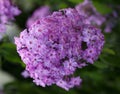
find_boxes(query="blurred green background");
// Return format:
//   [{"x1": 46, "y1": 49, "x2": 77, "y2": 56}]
[{"x1": 0, "y1": 0, "x2": 120, "y2": 94}]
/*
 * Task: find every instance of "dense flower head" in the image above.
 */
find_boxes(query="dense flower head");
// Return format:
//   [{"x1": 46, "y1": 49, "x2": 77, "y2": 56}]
[
  {"x1": 15, "y1": 8, "x2": 104, "y2": 90},
  {"x1": 26, "y1": 6, "x2": 51, "y2": 27},
  {"x1": 0, "y1": 0, "x2": 21, "y2": 32},
  {"x1": 75, "y1": 0, "x2": 106, "y2": 26}
]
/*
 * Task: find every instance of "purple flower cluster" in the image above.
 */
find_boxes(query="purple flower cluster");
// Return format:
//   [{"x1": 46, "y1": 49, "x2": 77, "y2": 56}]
[
  {"x1": 104, "y1": 6, "x2": 119, "y2": 33},
  {"x1": 75, "y1": 0, "x2": 120, "y2": 33},
  {"x1": 26, "y1": 6, "x2": 51, "y2": 27},
  {"x1": 75, "y1": 0, "x2": 106, "y2": 27},
  {"x1": 15, "y1": 8, "x2": 104, "y2": 90},
  {"x1": 0, "y1": 0, "x2": 21, "y2": 32}
]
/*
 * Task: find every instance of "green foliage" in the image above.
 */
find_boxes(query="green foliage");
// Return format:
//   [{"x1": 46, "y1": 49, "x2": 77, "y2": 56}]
[
  {"x1": 68, "y1": 0, "x2": 83, "y2": 4},
  {"x1": 0, "y1": 43, "x2": 24, "y2": 67},
  {"x1": 93, "y1": 1, "x2": 112, "y2": 14}
]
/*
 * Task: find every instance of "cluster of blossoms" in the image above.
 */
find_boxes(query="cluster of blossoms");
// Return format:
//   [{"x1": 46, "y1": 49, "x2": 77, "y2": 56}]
[
  {"x1": 104, "y1": 6, "x2": 120, "y2": 32},
  {"x1": 75, "y1": 0, "x2": 120, "y2": 33},
  {"x1": 15, "y1": 8, "x2": 104, "y2": 90},
  {"x1": 75, "y1": 0, "x2": 106, "y2": 27},
  {"x1": 26, "y1": 6, "x2": 51, "y2": 27},
  {"x1": 0, "y1": 0, "x2": 21, "y2": 32}
]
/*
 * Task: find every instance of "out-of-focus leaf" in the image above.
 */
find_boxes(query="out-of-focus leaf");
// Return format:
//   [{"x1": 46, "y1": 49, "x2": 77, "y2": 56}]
[
  {"x1": 81, "y1": 71, "x2": 104, "y2": 83},
  {"x1": 103, "y1": 48, "x2": 115, "y2": 55},
  {"x1": 68, "y1": 0, "x2": 83, "y2": 4},
  {"x1": 100, "y1": 55, "x2": 120, "y2": 68},
  {"x1": 59, "y1": 3, "x2": 68, "y2": 9},
  {"x1": 0, "y1": 43, "x2": 24, "y2": 67},
  {"x1": 93, "y1": 61, "x2": 108, "y2": 69},
  {"x1": 93, "y1": 1, "x2": 112, "y2": 14},
  {"x1": 4, "y1": 82, "x2": 48, "y2": 94},
  {"x1": 4, "y1": 81, "x2": 78, "y2": 94}
]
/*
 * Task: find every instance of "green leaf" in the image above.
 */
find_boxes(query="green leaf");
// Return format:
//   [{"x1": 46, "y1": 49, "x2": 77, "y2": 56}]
[
  {"x1": 93, "y1": 61, "x2": 108, "y2": 69},
  {"x1": 0, "y1": 43, "x2": 24, "y2": 67},
  {"x1": 68, "y1": 0, "x2": 83, "y2": 4},
  {"x1": 103, "y1": 48, "x2": 115, "y2": 55},
  {"x1": 58, "y1": 3, "x2": 68, "y2": 9},
  {"x1": 82, "y1": 71, "x2": 103, "y2": 82},
  {"x1": 93, "y1": 1, "x2": 112, "y2": 14}
]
